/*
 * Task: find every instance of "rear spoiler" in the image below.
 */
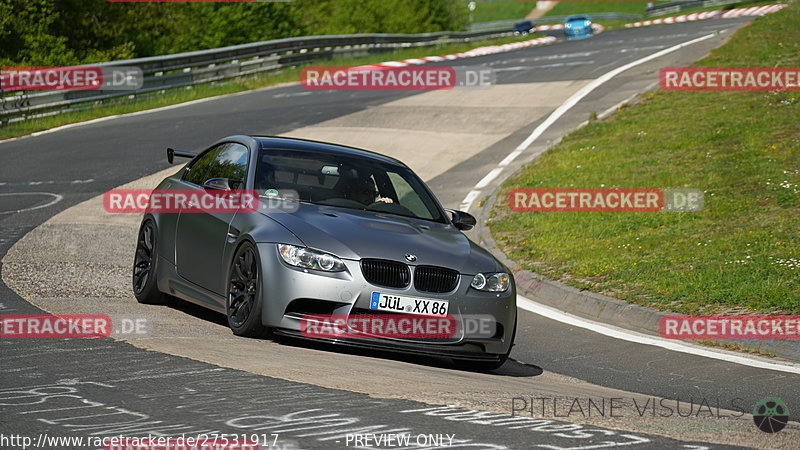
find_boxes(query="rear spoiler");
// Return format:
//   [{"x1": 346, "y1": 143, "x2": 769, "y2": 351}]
[{"x1": 167, "y1": 147, "x2": 197, "y2": 164}]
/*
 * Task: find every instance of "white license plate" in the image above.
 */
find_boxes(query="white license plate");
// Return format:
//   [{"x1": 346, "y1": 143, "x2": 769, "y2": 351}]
[{"x1": 369, "y1": 292, "x2": 449, "y2": 316}]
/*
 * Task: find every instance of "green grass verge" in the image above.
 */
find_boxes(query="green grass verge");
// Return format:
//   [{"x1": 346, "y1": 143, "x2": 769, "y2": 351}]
[
  {"x1": 471, "y1": 1, "x2": 536, "y2": 23},
  {"x1": 544, "y1": 1, "x2": 665, "y2": 17},
  {"x1": 598, "y1": 0, "x2": 779, "y2": 31},
  {"x1": 489, "y1": 2, "x2": 800, "y2": 315},
  {"x1": 0, "y1": 34, "x2": 543, "y2": 141}
]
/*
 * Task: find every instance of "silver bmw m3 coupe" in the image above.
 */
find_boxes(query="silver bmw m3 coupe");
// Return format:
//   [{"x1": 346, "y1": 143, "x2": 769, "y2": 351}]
[{"x1": 132, "y1": 135, "x2": 516, "y2": 370}]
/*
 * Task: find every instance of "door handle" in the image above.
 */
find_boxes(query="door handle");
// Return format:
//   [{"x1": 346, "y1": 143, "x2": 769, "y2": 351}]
[{"x1": 227, "y1": 226, "x2": 241, "y2": 242}]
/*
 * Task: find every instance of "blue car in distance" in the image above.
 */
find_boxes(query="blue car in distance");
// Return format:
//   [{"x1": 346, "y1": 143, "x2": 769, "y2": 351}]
[{"x1": 564, "y1": 15, "x2": 593, "y2": 39}]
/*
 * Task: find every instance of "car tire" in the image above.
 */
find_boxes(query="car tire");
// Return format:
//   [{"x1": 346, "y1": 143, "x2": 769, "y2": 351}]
[
  {"x1": 132, "y1": 219, "x2": 172, "y2": 305},
  {"x1": 455, "y1": 316, "x2": 517, "y2": 372},
  {"x1": 226, "y1": 241, "x2": 272, "y2": 338}
]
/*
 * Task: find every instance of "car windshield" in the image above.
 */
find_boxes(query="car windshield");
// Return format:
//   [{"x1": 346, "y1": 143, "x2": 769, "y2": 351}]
[{"x1": 255, "y1": 148, "x2": 445, "y2": 223}]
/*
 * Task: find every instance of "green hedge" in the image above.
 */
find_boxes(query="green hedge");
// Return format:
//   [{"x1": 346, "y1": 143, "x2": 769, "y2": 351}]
[{"x1": 0, "y1": 0, "x2": 468, "y2": 66}]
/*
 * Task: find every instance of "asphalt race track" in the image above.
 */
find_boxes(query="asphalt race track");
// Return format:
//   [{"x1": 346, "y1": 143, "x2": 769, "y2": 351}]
[{"x1": 2, "y1": 18, "x2": 799, "y2": 449}]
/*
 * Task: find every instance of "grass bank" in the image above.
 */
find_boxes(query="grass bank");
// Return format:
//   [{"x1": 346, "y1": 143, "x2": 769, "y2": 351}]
[
  {"x1": 598, "y1": 0, "x2": 779, "y2": 31},
  {"x1": 489, "y1": 2, "x2": 800, "y2": 315},
  {"x1": 471, "y1": 1, "x2": 536, "y2": 23},
  {"x1": 544, "y1": 1, "x2": 667, "y2": 17}
]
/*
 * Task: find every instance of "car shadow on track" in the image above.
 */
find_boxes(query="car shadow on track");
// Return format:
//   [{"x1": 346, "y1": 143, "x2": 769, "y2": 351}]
[
  {"x1": 499, "y1": 358, "x2": 545, "y2": 377},
  {"x1": 167, "y1": 298, "x2": 543, "y2": 377},
  {"x1": 274, "y1": 334, "x2": 544, "y2": 378},
  {"x1": 170, "y1": 297, "x2": 229, "y2": 326}
]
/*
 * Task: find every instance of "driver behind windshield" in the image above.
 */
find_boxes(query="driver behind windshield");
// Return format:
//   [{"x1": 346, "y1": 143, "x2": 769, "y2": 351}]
[{"x1": 346, "y1": 177, "x2": 393, "y2": 205}]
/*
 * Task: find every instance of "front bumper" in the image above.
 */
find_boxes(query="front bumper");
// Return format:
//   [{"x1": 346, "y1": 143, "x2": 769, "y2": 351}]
[
  {"x1": 565, "y1": 27, "x2": 592, "y2": 37},
  {"x1": 257, "y1": 243, "x2": 516, "y2": 358}
]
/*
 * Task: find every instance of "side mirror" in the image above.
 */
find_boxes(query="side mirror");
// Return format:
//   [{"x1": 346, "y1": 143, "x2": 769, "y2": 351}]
[
  {"x1": 167, "y1": 147, "x2": 198, "y2": 164},
  {"x1": 203, "y1": 178, "x2": 240, "y2": 191},
  {"x1": 447, "y1": 209, "x2": 476, "y2": 231}
]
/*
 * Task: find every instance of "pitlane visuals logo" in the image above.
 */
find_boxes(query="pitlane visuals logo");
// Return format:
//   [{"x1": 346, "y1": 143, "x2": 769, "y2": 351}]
[{"x1": 752, "y1": 397, "x2": 790, "y2": 433}]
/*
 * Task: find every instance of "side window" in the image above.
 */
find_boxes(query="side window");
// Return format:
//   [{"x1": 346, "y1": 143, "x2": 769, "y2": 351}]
[
  {"x1": 183, "y1": 145, "x2": 223, "y2": 186},
  {"x1": 387, "y1": 172, "x2": 433, "y2": 219},
  {"x1": 205, "y1": 143, "x2": 249, "y2": 189}
]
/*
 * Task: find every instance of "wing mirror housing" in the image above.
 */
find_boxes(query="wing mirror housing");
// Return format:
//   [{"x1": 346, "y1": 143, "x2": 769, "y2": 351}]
[
  {"x1": 447, "y1": 209, "x2": 477, "y2": 231},
  {"x1": 167, "y1": 147, "x2": 198, "y2": 164}
]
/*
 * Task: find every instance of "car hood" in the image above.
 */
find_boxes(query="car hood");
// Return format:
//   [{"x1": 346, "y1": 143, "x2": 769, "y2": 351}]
[{"x1": 261, "y1": 203, "x2": 501, "y2": 273}]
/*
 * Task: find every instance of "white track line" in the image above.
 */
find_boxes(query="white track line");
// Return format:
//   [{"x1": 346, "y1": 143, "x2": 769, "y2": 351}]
[
  {"x1": 459, "y1": 32, "x2": 718, "y2": 211},
  {"x1": 0, "y1": 192, "x2": 63, "y2": 215},
  {"x1": 518, "y1": 296, "x2": 800, "y2": 374}
]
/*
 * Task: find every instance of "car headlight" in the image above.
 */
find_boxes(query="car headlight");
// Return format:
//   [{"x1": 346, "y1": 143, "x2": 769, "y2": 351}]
[
  {"x1": 277, "y1": 244, "x2": 346, "y2": 272},
  {"x1": 470, "y1": 272, "x2": 511, "y2": 292}
]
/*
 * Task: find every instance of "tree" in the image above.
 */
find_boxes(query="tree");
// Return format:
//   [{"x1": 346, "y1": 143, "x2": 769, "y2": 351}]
[
  {"x1": 0, "y1": 0, "x2": 76, "y2": 66},
  {"x1": 0, "y1": 0, "x2": 467, "y2": 65}
]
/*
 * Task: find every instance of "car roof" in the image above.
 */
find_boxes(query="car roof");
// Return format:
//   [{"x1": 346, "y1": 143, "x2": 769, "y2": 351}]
[{"x1": 248, "y1": 135, "x2": 408, "y2": 168}]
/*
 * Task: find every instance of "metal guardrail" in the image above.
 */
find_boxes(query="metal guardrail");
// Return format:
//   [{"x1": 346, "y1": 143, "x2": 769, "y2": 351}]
[
  {"x1": 0, "y1": 29, "x2": 512, "y2": 125},
  {"x1": 468, "y1": 19, "x2": 525, "y2": 31},
  {"x1": 468, "y1": 12, "x2": 643, "y2": 31},
  {"x1": 646, "y1": 0, "x2": 749, "y2": 16}
]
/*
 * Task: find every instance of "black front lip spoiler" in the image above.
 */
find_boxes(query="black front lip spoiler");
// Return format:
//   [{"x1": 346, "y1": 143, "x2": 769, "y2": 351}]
[{"x1": 274, "y1": 329, "x2": 502, "y2": 362}]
